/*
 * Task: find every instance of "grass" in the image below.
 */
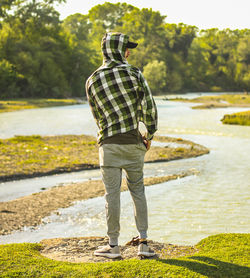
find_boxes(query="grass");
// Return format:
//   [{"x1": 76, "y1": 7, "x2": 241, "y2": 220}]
[
  {"x1": 0, "y1": 233, "x2": 249, "y2": 277},
  {"x1": 165, "y1": 94, "x2": 250, "y2": 109},
  {"x1": 0, "y1": 135, "x2": 209, "y2": 182},
  {"x1": 189, "y1": 94, "x2": 250, "y2": 105},
  {"x1": 0, "y1": 135, "x2": 99, "y2": 181},
  {"x1": 221, "y1": 110, "x2": 250, "y2": 126},
  {"x1": 165, "y1": 94, "x2": 250, "y2": 126},
  {"x1": 0, "y1": 98, "x2": 84, "y2": 113}
]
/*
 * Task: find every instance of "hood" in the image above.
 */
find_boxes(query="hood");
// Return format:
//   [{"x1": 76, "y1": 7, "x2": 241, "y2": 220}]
[{"x1": 101, "y1": 32, "x2": 129, "y2": 68}]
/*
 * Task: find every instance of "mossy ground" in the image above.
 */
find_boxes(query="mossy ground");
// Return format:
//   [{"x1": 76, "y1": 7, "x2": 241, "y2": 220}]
[
  {"x1": 0, "y1": 135, "x2": 209, "y2": 182},
  {"x1": 0, "y1": 98, "x2": 84, "y2": 113},
  {"x1": 221, "y1": 110, "x2": 250, "y2": 126},
  {"x1": 0, "y1": 233, "x2": 249, "y2": 277}
]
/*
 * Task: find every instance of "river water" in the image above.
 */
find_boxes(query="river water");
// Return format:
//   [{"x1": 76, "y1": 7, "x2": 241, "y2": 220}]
[{"x1": 0, "y1": 95, "x2": 249, "y2": 245}]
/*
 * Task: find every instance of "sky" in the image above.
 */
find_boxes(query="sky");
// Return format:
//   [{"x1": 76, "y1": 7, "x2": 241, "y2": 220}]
[{"x1": 55, "y1": 0, "x2": 250, "y2": 30}]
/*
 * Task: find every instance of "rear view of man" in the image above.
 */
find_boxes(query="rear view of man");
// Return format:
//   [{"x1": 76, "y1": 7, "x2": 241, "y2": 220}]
[{"x1": 85, "y1": 32, "x2": 158, "y2": 258}]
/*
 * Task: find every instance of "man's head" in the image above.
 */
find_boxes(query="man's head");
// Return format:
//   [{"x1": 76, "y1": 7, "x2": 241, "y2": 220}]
[{"x1": 101, "y1": 33, "x2": 138, "y2": 63}]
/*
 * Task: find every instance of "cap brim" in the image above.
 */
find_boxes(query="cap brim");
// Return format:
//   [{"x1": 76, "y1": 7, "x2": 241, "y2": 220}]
[{"x1": 127, "y1": 41, "x2": 138, "y2": 49}]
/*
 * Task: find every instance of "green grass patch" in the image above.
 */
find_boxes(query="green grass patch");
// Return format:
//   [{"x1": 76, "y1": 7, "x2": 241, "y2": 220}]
[
  {"x1": 221, "y1": 110, "x2": 250, "y2": 126},
  {"x1": 0, "y1": 234, "x2": 249, "y2": 277},
  {"x1": 190, "y1": 94, "x2": 250, "y2": 105},
  {"x1": 0, "y1": 98, "x2": 84, "y2": 113},
  {"x1": 0, "y1": 135, "x2": 99, "y2": 181},
  {"x1": 166, "y1": 94, "x2": 250, "y2": 109},
  {"x1": 0, "y1": 135, "x2": 209, "y2": 182}
]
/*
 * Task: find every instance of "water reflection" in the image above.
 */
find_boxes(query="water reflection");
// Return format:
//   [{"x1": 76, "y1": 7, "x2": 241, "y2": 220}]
[{"x1": 0, "y1": 104, "x2": 97, "y2": 139}]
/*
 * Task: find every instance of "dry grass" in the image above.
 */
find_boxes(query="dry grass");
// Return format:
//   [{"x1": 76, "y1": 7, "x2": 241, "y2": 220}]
[{"x1": 0, "y1": 98, "x2": 84, "y2": 113}]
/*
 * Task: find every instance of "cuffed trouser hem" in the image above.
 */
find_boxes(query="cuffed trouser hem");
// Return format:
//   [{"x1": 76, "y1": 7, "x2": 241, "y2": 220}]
[{"x1": 109, "y1": 238, "x2": 118, "y2": 246}]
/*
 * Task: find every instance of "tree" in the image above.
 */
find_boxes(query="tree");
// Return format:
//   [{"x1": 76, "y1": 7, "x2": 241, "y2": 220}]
[
  {"x1": 86, "y1": 2, "x2": 137, "y2": 68},
  {"x1": 0, "y1": 0, "x2": 65, "y2": 20},
  {"x1": 0, "y1": 0, "x2": 21, "y2": 19},
  {"x1": 62, "y1": 13, "x2": 95, "y2": 96},
  {"x1": 238, "y1": 36, "x2": 250, "y2": 65},
  {"x1": 143, "y1": 60, "x2": 167, "y2": 94},
  {"x1": 121, "y1": 8, "x2": 166, "y2": 69},
  {"x1": 164, "y1": 23, "x2": 198, "y2": 61},
  {"x1": 88, "y1": 2, "x2": 135, "y2": 32},
  {"x1": 1, "y1": 1, "x2": 250, "y2": 99},
  {"x1": 0, "y1": 59, "x2": 21, "y2": 98},
  {"x1": 186, "y1": 36, "x2": 215, "y2": 91},
  {"x1": 0, "y1": 0, "x2": 71, "y2": 98},
  {"x1": 236, "y1": 36, "x2": 250, "y2": 90}
]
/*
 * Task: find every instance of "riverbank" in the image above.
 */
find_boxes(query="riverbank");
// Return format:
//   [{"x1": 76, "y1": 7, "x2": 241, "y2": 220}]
[
  {"x1": 0, "y1": 170, "x2": 197, "y2": 236},
  {"x1": 221, "y1": 110, "x2": 250, "y2": 126},
  {"x1": 0, "y1": 134, "x2": 209, "y2": 182},
  {"x1": 0, "y1": 98, "x2": 84, "y2": 113},
  {"x1": 164, "y1": 94, "x2": 250, "y2": 126},
  {"x1": 165, "y1": 94, "x2": 250, "y2": 109},
  {"x1": 0, "y1": 234, "x2": 249, "y2": 277}
]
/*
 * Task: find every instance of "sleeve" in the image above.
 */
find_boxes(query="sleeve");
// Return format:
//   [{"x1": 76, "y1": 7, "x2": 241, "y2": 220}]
[
  {"x1": 137, "y1": 70, "x2": 158, "y2": 140},
  {"x1": 85, "y1": 79, "x2": 100, "y2": 129}
]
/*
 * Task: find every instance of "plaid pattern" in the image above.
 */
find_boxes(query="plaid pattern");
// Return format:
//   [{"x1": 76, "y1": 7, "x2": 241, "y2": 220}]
[
  {"x1": 101, "y1": 32, "x2": 128, "y2": 68},
  {"x1": 86, "y1": 33, "x2": 158, "y2": 143}
]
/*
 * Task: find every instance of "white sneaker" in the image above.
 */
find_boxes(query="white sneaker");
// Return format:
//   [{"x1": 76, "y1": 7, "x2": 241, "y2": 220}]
[
  {"x1": 138, "y1": 243, "x2": 155, "y2": 257},
  {"x1": 94, "y1": 245, "x2": 121, "y2": 259}
]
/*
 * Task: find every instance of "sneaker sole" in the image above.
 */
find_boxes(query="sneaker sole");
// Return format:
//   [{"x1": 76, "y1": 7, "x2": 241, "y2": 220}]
[
  {"x1": 138, "y1": 251, "x2": 155, "y2": 257},
  {"x1": 94, "y1": 251, "x2": 121, "y2": 259}
]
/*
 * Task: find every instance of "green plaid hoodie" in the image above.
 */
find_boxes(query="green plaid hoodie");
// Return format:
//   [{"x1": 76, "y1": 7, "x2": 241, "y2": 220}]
[{"x1": 85, "y1": 32, "x2": 158, "y2": 143}]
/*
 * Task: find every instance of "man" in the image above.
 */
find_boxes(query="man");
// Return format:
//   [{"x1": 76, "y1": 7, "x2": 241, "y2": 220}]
[{"x1": 85, "y1": 32, "x2": 158, "y2": 259}]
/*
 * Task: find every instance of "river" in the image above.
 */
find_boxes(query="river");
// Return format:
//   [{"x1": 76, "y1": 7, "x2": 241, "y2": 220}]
[{"x1": 0, "y1": 94, "x2": 249, "y2": 245}]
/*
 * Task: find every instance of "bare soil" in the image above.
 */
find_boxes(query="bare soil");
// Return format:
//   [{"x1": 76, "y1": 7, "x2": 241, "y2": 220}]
[{"x1": 40, "y1": 236, "x2": 199, "y2": 263}]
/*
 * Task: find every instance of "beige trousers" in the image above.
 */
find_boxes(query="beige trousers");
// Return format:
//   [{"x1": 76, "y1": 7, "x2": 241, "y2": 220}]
[{"x1": 99, "y1": 143, "x2": 148, "y2": 246}]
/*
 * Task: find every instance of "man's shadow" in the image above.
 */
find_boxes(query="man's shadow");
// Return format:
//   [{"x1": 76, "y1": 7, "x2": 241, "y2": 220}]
[{"x1": 155, "y1": 256, "x2": 250, "y2": 278}]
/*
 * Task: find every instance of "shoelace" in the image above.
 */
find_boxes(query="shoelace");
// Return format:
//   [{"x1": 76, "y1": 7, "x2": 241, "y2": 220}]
[{"x1": 125, "y1": 236, "x2": 140, "y2": 246}]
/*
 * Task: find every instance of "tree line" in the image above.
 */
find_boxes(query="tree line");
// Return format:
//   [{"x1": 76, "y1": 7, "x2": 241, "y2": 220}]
[{"x1": 0, "y1": 0, "x2": 249, "y2": 99}]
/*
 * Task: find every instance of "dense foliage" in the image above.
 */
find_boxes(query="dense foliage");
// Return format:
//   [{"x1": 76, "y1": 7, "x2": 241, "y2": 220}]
[{"x1": 0, "y1": 1, "x2": 249, "y2": 98}]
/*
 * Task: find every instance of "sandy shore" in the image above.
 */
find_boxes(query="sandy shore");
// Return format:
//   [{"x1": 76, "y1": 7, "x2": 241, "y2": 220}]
[{"x1": 0, "y1": 171, "x2": 197, "y2": 236}]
